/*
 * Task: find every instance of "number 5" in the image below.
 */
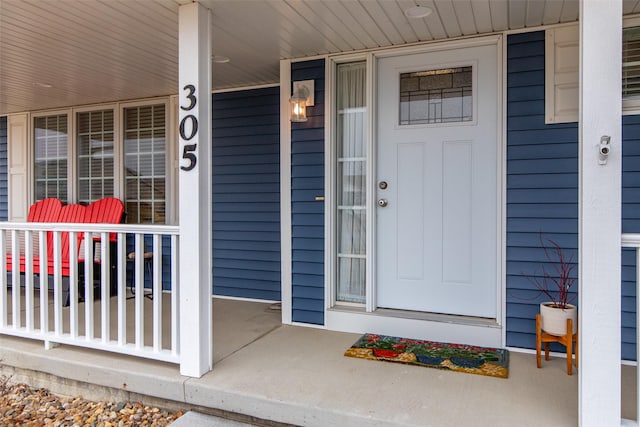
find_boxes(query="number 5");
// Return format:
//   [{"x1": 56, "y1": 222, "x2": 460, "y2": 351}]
[{"x1": 181, "y1": 144, "x2": 197, "y2": 171}]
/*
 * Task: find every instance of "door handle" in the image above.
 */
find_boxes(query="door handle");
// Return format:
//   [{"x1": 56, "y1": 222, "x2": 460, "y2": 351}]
[{"x1": 377, "y1": 199, "x2": 388, "y2": 207}]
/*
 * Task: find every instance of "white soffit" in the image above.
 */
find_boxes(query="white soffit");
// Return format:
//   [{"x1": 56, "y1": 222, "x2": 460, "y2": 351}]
[{"x1": 1, "y1": 0, "x2": 638, "y2": 115}]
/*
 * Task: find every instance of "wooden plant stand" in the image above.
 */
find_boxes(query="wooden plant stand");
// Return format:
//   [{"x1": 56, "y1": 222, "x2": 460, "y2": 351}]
[{"x1": 535, "y1": 313, "x2": 578, "y2": 375}]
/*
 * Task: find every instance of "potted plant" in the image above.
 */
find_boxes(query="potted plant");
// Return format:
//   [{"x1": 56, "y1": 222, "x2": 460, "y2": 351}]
[{"x1": 526, "y1": 234, "x2": 577, "y2": 336}]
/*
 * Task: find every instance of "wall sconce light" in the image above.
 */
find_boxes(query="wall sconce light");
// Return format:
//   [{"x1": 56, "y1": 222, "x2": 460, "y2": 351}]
[{"x1": 290, "y1": 80, "x2": 314, "y2": 122}]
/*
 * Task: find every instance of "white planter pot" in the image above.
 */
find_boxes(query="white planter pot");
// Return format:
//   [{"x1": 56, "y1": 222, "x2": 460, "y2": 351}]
[{"x1": 540, "y1": 302, "x2": 577, "y2": 336}]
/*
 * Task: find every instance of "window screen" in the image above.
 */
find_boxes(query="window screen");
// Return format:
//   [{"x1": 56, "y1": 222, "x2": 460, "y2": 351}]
[
  {"x1": 34, "y1": 114, "x2": 68, "y2": 202},
  {"x1": 123, "y1": 105, "x2": 166, "y2": 224},
  {"x1": 77, "y1": 110, "x2": 115, "y2": 204}
]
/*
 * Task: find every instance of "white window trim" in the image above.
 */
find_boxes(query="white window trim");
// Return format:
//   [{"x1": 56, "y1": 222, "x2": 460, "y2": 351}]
[
  {"x1": 25, "y1": 96, "x2": 176, "y2": 224},
  {"x1": 119, "y1": 98, "x2": 171, "y2": 224},
  {"x1": 325, "y1": 53, "x2": 371, "y2": 313},
  {"x1": 31, "y1": 109, "x2": 72, "y2": 204},
  {"x1": 73, "y1": 103, "x2": 120, "y2": 205}
]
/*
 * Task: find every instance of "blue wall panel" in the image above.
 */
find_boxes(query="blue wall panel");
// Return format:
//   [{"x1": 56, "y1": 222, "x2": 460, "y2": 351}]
[
  {"x1": 291, "y1": 59, "x2": 325, "y2": 325},
  {"x1": 507, "y1": 31, "x2": 640, "y2": 360},
  {"x1": 506, "y1": 31, "x2": 580, "y2": 353},
  {"x1": 0, "y1": 117, "x2": 6, "y2": 221},
  {"x1": 212, "y1": 87, "x2": 281, "y2": 301},
  {"x1": 623, "y1": 114, "x2": 640, "y2": 360}
]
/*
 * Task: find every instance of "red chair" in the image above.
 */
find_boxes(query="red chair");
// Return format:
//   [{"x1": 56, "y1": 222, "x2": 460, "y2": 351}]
[
  {"x1": 84, "y1": 197, "x2": 125, "y2": 296},
  {"x1": 85, "y1": 197, "x2": 125, "y2": 243},
  {"x1": 53, "y1": 204, "x2": 87, "y2": 276},
  {"x1": 85, "y1": 197, "x2": 124, "y2": 225},
  {"x1": 27, "y1": 197, "x2": 63, "y2": 222},
  {"x1": 6, "y1": 198, "x2": 63, "y2": 274}
]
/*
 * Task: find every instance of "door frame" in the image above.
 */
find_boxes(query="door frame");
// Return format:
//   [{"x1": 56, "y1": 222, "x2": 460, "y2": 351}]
[{"x1": 324, "y1": 34, "x2": 505, "y2": 347}]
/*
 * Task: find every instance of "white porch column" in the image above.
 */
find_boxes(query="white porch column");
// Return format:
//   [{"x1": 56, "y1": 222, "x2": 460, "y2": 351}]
[
  {"x1": 579, "y1": 1, "x2": 622, "y2": 425},
  {"x1": 178, "y1": 2, "x2": 213, "y2": 377}
]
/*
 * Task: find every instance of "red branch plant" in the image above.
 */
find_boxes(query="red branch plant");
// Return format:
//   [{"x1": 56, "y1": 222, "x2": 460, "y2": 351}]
[{"x1": 526, "y1": 234, "x2": 577, "y2": 309}]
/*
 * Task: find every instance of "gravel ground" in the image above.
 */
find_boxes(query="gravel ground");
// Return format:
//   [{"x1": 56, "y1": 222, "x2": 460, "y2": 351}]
[{"x1": 0, "y1": 376, "x2": 184, "y2": 426}]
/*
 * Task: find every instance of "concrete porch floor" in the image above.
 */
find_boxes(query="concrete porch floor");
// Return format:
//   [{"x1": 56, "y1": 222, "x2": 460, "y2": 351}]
[{"x1": 0, "y1": 297, "x2": 636, "y2": 426}]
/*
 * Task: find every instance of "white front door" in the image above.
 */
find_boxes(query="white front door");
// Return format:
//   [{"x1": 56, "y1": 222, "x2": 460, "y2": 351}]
[{"x1": 376, "y1": 41, "x2": 499, "y2": 318}]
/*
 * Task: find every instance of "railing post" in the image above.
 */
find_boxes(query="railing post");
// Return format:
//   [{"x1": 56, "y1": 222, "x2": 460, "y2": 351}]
[{"x1": 177, "y1": 0, "x2": 213, "y2": 377}]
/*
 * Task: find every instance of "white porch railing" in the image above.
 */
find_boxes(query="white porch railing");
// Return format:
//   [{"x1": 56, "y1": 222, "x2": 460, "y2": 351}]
[
  {"x1": 622, "y1": 233, "x2": 640, "y2": 426},
  {"x1": 0, "y1": 222, "x2": 180, "y2": 364}
]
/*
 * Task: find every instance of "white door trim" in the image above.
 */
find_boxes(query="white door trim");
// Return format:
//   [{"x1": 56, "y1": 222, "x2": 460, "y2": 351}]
[
  {"x1": 325, "y1": 34, "x2": 504, "y2": 347},
  {"x1": 279, "y1": 59, "x2": 293, "y2": 325}
]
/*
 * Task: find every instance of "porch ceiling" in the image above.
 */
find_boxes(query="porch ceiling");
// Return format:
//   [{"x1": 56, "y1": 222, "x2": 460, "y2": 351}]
[{"x1": 0, "y1": 0, "x2": 637, "y2": 116}]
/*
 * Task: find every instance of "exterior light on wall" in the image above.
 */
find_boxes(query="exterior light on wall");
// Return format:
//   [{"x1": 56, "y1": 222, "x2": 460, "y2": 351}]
[{"x1": 290, "y1": 80, "x2": 314, "y2": 122}]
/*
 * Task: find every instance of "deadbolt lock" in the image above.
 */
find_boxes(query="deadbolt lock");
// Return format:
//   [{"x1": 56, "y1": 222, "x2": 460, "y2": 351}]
[{"x1": 379, "y1": 181, "x2": 388, "y2": 190}]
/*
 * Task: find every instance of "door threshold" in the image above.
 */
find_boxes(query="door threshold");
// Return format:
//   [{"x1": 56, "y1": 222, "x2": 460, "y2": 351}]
[{"x1": 329, "y1": 305, "x2": 499, "y2": 328}]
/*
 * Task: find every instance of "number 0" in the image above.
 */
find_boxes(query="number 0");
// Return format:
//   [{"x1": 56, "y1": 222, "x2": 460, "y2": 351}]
[{"x1": 179, "y1": 115, "x2": 198, "y2": 141}]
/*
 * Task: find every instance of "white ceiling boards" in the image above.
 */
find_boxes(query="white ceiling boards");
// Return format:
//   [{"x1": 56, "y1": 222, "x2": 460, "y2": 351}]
[{"x1": 1, "y1": 0, "x2": 638, "y2": 115}]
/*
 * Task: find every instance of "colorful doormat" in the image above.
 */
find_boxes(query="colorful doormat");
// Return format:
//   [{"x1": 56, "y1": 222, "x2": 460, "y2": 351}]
[{"x1": 345, "y1": 334, "x2": 509, "y2": 378}]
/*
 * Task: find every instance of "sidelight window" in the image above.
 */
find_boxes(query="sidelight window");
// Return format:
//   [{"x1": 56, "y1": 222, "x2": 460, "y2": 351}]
[{"x1": 335, "y1": 61, "x2": 367, "y2": 304}]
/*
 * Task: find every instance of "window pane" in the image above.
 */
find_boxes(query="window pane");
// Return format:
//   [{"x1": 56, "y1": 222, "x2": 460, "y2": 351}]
[
  {"x1": 338, "y1": 161, "x2": 366, "y2": 206},
  {"x1": 623, "y1": 27, "x2": 640, "y2": 98},
  {"x1": 399, "y1": 67, "x2": 473, "y2": 125},
  {"x1": 335, "y1": 61, "x2": 367, "y2": 304},
  {"x1": 33, "y1": 114, "x2": 68, "y2": 202},
  {"x1": 123, "y1": 104, "x2": 166, "y2": 224},
  {"x1": 338, "y1": 210, "x2": 366, "y2": 255},
  {"x1": 77, "y1": 109, "x2": 115, "y2": 204},
  {"x1": 337, "y1": 258, "x2": 365, "y2": 303}
]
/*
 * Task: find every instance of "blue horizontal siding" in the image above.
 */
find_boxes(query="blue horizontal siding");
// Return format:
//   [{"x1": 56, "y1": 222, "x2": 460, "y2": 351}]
[
  {"x1": 0, "y1": 117, "x2": 6, "y2": 221},
  {"x1": 212, "y1": 87, "x2": 281, "y2": 302},
  {"x1": 506, "y1": 31, "x2": 579, "y2": 354},
  {"x1": 291, "y1": 59, "x2": 325, "y2": 325},
  {"x1": 622, "y1": 114, "x2": 640, "y2": 360},
  {"x1": 507, "y1": 31, "x2": 640, "y2": 360}
]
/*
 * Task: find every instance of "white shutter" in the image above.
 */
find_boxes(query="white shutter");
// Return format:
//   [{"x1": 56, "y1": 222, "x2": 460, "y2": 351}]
[
  {"x1": 545, "y1": 25, "x2": 579, "y2": 124},
  {"x1": 8, "y1": 113, "x2": 29, "y2": 221}
]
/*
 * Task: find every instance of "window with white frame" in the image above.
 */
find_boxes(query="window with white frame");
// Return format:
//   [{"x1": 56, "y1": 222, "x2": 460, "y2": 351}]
[
  {"x1": 123, "y1": 104, "x2": 166, "y2": 224},
  {"x1": 335, "y1": 61, "x2": 367, "y2": 304},
  {"x1": 623, "y1": 26, "x2": 640, "y2": 100},
  {"x1": 76, "y1": 109, "x2": 115, "y2": 204},
  {"x1": 33, "y1": 114, "x2": 69, "y2": 202},
  {"x1": 31, "y1": 100, "x2": 169, "y2": 224}
]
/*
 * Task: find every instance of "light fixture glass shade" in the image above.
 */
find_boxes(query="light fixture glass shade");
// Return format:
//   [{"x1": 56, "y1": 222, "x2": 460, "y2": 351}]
[{"x1": 290, "y1": 95, "x2": 308, "y2": 122}]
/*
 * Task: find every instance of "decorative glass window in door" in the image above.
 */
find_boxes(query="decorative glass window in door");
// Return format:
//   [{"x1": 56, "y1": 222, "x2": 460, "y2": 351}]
[
  {"x1": 399, "y1": 66, "x2": 472, "y2": 125},
  {"x1": 335, "y1": 61, "x2": 367, "y2": 303}
]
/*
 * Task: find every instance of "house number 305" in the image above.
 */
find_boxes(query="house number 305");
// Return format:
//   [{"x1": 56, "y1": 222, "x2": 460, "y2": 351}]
[{"x1": 180, "y1": 84, "x2": 198, "y2": 171}]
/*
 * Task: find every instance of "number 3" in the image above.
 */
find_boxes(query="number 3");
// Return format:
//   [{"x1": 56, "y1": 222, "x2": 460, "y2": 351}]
[{"x1": 181, "y1": 84, "x2": 196, "y2": 111}]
